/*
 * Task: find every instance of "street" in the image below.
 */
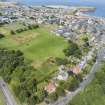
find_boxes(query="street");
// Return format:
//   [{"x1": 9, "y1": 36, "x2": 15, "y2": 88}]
[{"x1": 0, "y1": 79, "x2": 17, "y2": 105}]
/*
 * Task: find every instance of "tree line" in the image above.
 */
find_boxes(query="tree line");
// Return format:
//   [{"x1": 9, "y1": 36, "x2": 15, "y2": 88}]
[
  {"x1": 0, "y1": 48, "x2": 46, "y2": 105},
  {"x1": 10, "y1": 24, "x2": 39, "y2": 35}
]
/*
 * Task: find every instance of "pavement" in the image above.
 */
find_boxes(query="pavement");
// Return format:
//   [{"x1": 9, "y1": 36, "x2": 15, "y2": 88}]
[
  {"x1": 50, "y1": 47, "x2": 105, "y2": 105},
  {"x1": 0, "y1": 79, "x2": 17, "y2": 105}
]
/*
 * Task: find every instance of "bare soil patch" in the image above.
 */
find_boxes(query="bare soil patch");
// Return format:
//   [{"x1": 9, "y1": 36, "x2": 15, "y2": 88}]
[{"x1": 13, "y1": 32, "x2": 39, "y2": 44}]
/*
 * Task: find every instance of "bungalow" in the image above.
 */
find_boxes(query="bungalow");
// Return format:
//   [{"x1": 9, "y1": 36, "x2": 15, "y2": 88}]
[
  {"x1": 88, "y1": 18, "x2": 93, "y2": 24},
  {"x1": 45, "y1": 80, "x2": 56, "y2": 94},
  {"x1": 57, "y1": 65, "x2": 69, "y2": 80},
  {"x1": 0, "y1": 16, "x2": 9, "y2": 23},
  {"x1": 70, "y1": 65, "x2": 81, "y2": 74},
  {"x1": 57, "y1": 70, "x2": 68, "y2": 80},
  {"x1": 63, "y1": 32, "x2": 71, "y2": 38},
  {"x1": 0, "y1": 16, "x2": 17, "y2": 23}
]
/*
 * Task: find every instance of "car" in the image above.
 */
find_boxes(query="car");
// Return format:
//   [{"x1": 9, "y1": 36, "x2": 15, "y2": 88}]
[{"x1": 2, "y1": 83, "x2": 5, "y2": 87}]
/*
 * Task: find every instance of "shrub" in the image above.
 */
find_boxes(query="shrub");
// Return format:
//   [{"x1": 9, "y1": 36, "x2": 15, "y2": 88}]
[
  {"x1": 55, "y1": 57, "x2": 68, "y2": 65},
  {"x1": 10, "y1": 30, "x2": 16, "y2": 35},
  {"x1": 56, "y1": 86, "x2": 66, "y2": 97},
  {"x1": 48, "y1": 92, "x2": 58, "y2": 103},
  {"x1": 63, "y1": 40, "x2": 82, "y2": 59},
  {"x1": 0, "y1": 33, "x2": 4, "y2": 38}
]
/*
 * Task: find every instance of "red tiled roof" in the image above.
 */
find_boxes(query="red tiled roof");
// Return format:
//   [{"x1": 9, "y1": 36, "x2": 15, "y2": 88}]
[
  {"x1": 71, "y1": 65, "x2": 81, "y2": 74},
  {"x1": 45, "y1": 81, "x2": 56, "y2": 94}
]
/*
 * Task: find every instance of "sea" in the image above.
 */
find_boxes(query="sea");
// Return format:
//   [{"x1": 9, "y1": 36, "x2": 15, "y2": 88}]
[{"x1": 7, "y1": 0, "x2": 105, "y2": 18}]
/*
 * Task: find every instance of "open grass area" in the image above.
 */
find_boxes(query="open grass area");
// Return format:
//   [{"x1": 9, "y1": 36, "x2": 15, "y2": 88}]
[
  {"x1": 0, "y1": 23, "x2": 67, "y2": 61},
  {"x1": 0, "y1": 24, "x2": 67, "y2": 81},
  {"x1": 19, "y1": 27, "x2": 67, "y2": 61},
  {"x1": 0, "y1": 22, "x2": 67, "y2": 87},
  {"x1": 0, "y1": 89, "x2": 6, "y2": 105}
]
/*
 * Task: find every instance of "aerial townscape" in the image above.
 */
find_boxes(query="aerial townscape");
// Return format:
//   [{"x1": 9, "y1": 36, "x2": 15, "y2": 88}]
[{"x1": 0, "y1": 1, "x2": 105, "y2": 105}]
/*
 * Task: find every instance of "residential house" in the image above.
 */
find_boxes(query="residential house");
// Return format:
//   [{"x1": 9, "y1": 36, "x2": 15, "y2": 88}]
[
  {"x1": 57, "y1": 70, "x2": 68, "y2": 80},
  {"x1": 45, "y1": 80, "x2": 56, "y2": 94},
  {"x1": 70, "y1": 65, "x2": 81, "y2": 74},
  {"x1": 56, "y1": 65, "x2": 69, "y2": 80}
]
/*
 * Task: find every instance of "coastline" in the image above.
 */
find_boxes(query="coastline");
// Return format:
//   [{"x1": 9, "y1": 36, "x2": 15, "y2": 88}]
[
  {"x1": 42, "y1": 5, "x2": 96, "y2": 10},
  {"x1": 77, "y1": 6, "x2": 96, "y2": 12}
]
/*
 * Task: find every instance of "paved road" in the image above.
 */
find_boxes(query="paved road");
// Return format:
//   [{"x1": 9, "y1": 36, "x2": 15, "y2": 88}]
[
  {"x1": 0, "y1": 79, "x2": 17, "y2": 105},
  {"x1": 50, "y1": 48, "x2": 105, "y2": 105}
]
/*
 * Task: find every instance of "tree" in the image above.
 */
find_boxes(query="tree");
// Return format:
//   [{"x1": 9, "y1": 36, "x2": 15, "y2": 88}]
[
  {"x1": 63, "y1": 41, "x2": 82, "y2": 59},
  {"x1": 36, "y1": 89, "x2": 47, "y2": 103},
  {"x1": 32, "y1": 24, "x2": 39, "y2": 29},
  {"x1": 68, "y1": 77, "x2": 80, "y2": 91},
  {"x1": 28, "y1": 25, "x2": 33, "y2": 30},
  {"x1": 82, "y1": 36, "x2": 89, "y2": 42},
  {"x1": 0, "y1": 48, "x2": 42, "y2": 104},
  {"x1": 82, "y1": 36, "x2": 90, "y2": 52},
  {"x1": 0, "y1": 33, "x2": 4, "y2": 39},
  {"x1": 76, "y1": 73, "x2": 83, "y2": 82},
  {"x1": 0, "y1": 12, "x2": 2, "y2": 16},
  {"x1": 56, "y1": 86, "x2": 65, "y2": 97},
  {"x1": 55, "y1": 57, "x2": 68, "y2": 65},
  {"x1": 27, "y1": 95, "x2": 38, "y2": 105},
  {"x1": 48, "y1": 92, "x2": 58, "y2": 102},
  {"x1": 10, "y1": 30, "x2": 16, "y2": 35}
]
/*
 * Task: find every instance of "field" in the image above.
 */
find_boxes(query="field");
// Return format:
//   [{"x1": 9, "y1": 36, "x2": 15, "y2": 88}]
[
  {"x1": 0, "y1": 89, "x2": 6, "y2": 105},
  {"x1": 0, "y1": 22, "x2": 67, "y2": 83},
  {"x1": 0, "y1": 23, "x2": 66, "y2": 60}
]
